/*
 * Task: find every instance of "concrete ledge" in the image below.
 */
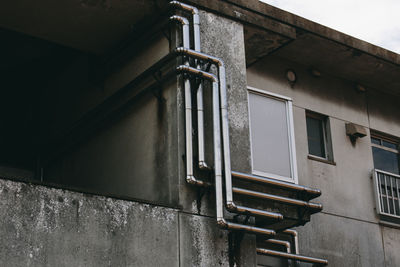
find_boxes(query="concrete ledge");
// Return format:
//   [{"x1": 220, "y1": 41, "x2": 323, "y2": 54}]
[{"x1": 0, "y1": 178, "x2": 179, "y2": 267}]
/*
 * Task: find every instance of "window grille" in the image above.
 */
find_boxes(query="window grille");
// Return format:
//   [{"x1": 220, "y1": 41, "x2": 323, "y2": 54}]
[{"x1": 373, "y1": 169, "x2": 400, "y2": 218}]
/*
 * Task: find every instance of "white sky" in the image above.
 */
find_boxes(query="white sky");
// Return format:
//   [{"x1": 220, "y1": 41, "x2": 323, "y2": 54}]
[{"x1": 260, "y1": 0, "x2": 400, "y2": 54}]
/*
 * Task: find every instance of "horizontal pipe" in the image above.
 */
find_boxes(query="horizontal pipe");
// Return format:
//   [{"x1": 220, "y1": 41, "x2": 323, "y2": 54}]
[
  {"x1": 232, "y1": 187, "x2": 323, "y2": 210},
  {"x1": 265, "y1": 239, "x2": 291, "y2": 254},
  {"x1": 175, "y1": 47, "x2": 223, "y2": 65},
  {"x1": 218, "y1": 219, "x2": 276, "y2": 236},
  {"x1": 232, "y1": 171, "x2": 321, "y2": 199},
  {"x1": 227, "y1": 204, "x2": 283, "y2": 220},
  {"x1": 256, "y1": 248, "x2": 328, "y2": 265},
  {"x1": 177, "y1": 65, "x2": 218, "y2": 82}
]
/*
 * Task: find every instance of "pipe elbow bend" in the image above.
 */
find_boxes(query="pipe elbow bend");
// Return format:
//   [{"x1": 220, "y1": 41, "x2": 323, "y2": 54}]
[
  {"x1": 199, "y1": 161, "x2": 211, "y2": 170},
  {"x1": 170, "y1": 15, "x2": 189, "y2": 26},
  {"x1": 217, "y1": 218, "x2": 228, "y2": 228},
  {"x1": 226, "y1": 201, "x2": 236, "y2": 210},
  {"x1": 170, "y1": 1, "x2": 199, "y2": 15},
  {"x1": 186, "y1": 175, "x2": 198, "y2": 185}
]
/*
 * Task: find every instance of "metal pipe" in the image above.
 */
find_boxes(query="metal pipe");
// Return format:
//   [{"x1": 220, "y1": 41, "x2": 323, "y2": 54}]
[
  {"x1": 283, "y1": 229, "x2": 299, "y2": 254},
  {"x1": 256, "y1": 248, "x2": 328, "y2": 265},
  {"x1": 170, "y1": 15, "x2": 190, "y2": 49},
  {"x1": 173, "y1": 47, "x2": 233, "y2": 208},
  {"x1": 229, "y1": 205, "x2": 283, "y2": 220},
  {"x1": 170, "y1": 16, "x2": 210, "y2": 187},
  {"x1": 232, "y1": 171, "x2": 322, "y2": 200},
  {"x1": 218, "y1": 219, "x2": 276, "y2": 236},
  {"x1": 170, "y1": 1, "x2": 209, "y2": 170},
  {"x1": 177, "y1": 65, "x2": 223, "y2": 221},
  {"x1": 232, "y1": 187, "x2": 323, "y2": 211},
  {"x1": 265, "y1": 239, "x2": 291, "y2": 254}
]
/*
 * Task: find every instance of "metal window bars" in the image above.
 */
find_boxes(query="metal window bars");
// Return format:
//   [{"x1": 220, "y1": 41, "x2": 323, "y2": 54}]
[{"x1": 373, "y1": 169, "x2": 400, "y2": 219}]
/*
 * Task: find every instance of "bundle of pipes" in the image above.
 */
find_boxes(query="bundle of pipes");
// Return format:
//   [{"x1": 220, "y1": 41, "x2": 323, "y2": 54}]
[
  {"x1": 141, "y1": 1, "x2": 328, "y2": 265},
  {"x1": 169, "y1": 0, "x2": 323, "y2": 227}
]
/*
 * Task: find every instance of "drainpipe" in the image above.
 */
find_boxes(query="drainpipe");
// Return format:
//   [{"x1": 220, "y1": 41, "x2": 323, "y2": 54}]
[
  {"x1": 176, "y1": 65, "x2": 223, "y2": 221},
  {"x1": 173, "y1": 47, "x2": 232, "y2": 203},
  {"x1": 283, "y1": 229, "x2": 299, "y2": 254},
  {"x1": 170, "y1": 1, "x2": 209, "y2": 170},
  {"x1": 170, "y1": 16, "x2": 210, "y2": 187}
]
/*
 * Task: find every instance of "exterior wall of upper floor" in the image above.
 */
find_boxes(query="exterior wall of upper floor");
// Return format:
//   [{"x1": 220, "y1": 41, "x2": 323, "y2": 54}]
[
  {"x1": 39, "y1": 29, "x2": 181, "y2": 207},
  {"x1": 246, "y1": 53, "x2": 400, "y2": 266}
]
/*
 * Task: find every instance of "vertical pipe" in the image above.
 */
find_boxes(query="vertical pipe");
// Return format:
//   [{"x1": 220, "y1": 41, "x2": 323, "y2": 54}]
[
  {"x1": 174, "y1": 47, "x2": 235, "y2": 209},
  {"x1": 170, "y1": 16, "x2": 210, "y2": 187},
  {"x1": 169, "y1": 1, "x2": 209, "y2": 170},
  {"x1": 283, "y1": 229, "x2": 299, "y2": 254},
  {"x1": 219, "y1": 65, "x2": 234, "y2": 207},
  {"x1": 171, "y1": 15, "x2": 192, "y2": 179},
  {"x1": 212, "y1": 80, "x2": 224, "y2": 221},
  {"x1": 177, "y1": 65, "x2": 223, "y2": 221},
  {"x1": 193, "y1": 8, "x2": 209, "y2": 170}
]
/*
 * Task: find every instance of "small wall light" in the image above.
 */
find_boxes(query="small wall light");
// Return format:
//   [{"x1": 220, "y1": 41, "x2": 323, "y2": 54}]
[
  {"x1": 286, "y1": 69, "x2": 297, "y2": 87},
  {"x1": 346, "y1": 123, "x2": 367, "y2": 144}
]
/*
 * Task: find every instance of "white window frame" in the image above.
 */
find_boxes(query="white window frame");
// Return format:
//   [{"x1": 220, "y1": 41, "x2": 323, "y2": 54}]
[
  {"x1": 247, "y1": 86, "x2": 298, "y2": 184},
  {"x1": 372, "y1": 169, "x2": 400, "y2": 220}
]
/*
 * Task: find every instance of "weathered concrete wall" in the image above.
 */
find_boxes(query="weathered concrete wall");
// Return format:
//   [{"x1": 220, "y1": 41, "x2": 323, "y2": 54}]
[
  {"x1": 42, "y1": 33, "x2": 180, "y2": 206},
  {"x1": 246, "y1": 53, "x2": 400, "y2": 266},
  {"x1": 297, "y1": 213, "x2": 385, "y2": 267},
  {"x1": 199, "y1": 10, "x2": 252, "y2": 174},
  {"x1": 40, "y1": 33, "x2": 170, "y2": 142},
  {"x1": 367, "y1": 89, "x2": 400, "y2": 137},
  {"x1": 175, "y1": 10, "x2": 256, "y2": 266},
  {"x1": 382, "y1": 226, "x2": 400, "y2": 267},
  {"x1": 0, "y1": 176, "x2": 245, "y2": 267},
  {"x1": 0, "y1": 178, "x2": 179, "y2": 267},
  {"x1": 29, "y1": 8, "x2": 254, "y2": 267},
  {"x1": 45, "y1": 79, "x2": 179, "y2": 206}
]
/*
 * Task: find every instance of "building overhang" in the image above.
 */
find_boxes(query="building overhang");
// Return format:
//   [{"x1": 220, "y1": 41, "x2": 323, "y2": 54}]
[
  {"x1": 1, "y1": 0, "x2": 399, "y2": 95},
  {"x1": 0, "y1": 0, "x2": 168, "y2": 55},
  {"x1": 185, "y1": 0, "x2": 400, "y2": 96}
]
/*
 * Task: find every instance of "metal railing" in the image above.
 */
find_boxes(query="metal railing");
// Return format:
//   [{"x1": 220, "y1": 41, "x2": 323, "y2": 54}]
[{"x1": 373, "y1": 169, "x2": 400, "y2": 218}]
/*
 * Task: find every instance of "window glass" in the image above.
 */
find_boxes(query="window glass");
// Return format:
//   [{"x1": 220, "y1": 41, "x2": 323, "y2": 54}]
[
  {"x1": 306, "y1": 116, "x2": 326, "y2": 158},
  {"x1": 371, "y1": 137, "x2": 381, "y2": 145},
  {"x1": 372, "y1": 146, "x2": 400, "y2": 174},
  {"x1": 248, "y1": 92, "x2": 292, "y2": 179},
  {"x1": 382, "y1": 140, "x2": 398, "y2": 150}
]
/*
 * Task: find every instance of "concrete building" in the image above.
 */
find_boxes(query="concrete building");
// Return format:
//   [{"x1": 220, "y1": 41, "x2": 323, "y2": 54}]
[{"x1": 0, "y1": 0, "x2": 399, "y2": 266}]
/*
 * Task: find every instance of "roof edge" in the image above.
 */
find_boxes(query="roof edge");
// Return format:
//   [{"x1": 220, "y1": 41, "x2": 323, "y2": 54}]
[{"x1": 185, "y1": 0, "x2": 400, "y2": 66}]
